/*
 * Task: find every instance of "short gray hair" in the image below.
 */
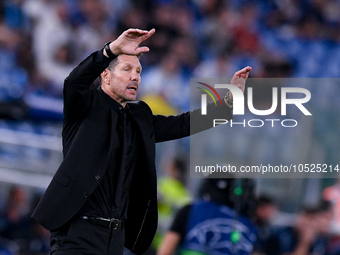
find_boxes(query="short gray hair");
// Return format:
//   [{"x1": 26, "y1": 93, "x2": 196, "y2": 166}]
[{"x1": 107, "y1": 53, "x2": 142, "y2": 71}]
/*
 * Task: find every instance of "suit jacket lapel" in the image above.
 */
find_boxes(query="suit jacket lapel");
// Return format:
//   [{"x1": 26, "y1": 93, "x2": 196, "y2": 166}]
[{"x1": 97, "y1": 87, "x2": 120, "y2": 153}]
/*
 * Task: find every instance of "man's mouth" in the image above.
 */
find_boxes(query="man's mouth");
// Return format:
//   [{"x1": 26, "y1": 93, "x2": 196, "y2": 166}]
[
  {"x1": 127, "y1": 83, "x2": 138, "y2": 92},
  {"x1": 128, "y1": 86, "x2": 137, "y2": 91}
]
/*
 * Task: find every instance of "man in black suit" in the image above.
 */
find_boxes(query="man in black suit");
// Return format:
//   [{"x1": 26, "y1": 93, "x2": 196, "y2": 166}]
[{"x1": 31, "y1": 28, "x2": 251, "y2": 255}]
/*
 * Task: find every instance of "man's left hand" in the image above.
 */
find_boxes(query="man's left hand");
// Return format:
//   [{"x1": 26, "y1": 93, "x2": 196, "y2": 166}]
[{"x1": 230, "y1": 66, "x2": 252, "y2": 97}]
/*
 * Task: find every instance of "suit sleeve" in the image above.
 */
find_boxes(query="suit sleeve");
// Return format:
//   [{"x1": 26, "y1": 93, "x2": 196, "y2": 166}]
[
  {"x1": 63, "y1": 50, "x2": 112, "y2": 121},
  {"x1": 153, "y1": 102, "x2": 233, "y2": 143}
]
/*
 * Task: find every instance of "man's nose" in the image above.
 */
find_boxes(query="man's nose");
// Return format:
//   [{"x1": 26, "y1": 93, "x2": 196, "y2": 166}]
[{"x1": 131, "y1": 72, "x2": 139, "y2": 82}]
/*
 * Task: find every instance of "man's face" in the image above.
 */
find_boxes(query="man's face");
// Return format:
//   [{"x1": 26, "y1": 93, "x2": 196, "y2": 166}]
[
  {"x1": 102, "y1": 54, "x2": 142, "y2": 106},
  {"x1": 256, "y1": 204, "x2": 277, "y2": 222}
]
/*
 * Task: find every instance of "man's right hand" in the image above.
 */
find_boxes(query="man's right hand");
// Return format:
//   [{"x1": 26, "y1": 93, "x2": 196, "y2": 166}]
[{"x1": 105, "y1": 28, "x2": 156, "y2": 57}]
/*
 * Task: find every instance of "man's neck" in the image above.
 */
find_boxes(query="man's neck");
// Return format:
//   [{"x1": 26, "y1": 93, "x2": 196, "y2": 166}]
[{"x1": 101, "y1": 85, "x2": 126, "y2": 108}]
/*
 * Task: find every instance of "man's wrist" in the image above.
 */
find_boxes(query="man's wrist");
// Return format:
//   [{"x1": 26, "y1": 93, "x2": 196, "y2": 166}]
[
  {"x1": 224, "y1": 90, "x2": 233, "y2": 108},
  {"x1": 103, "y1": 42, "x2": 119, "y2": 59}
]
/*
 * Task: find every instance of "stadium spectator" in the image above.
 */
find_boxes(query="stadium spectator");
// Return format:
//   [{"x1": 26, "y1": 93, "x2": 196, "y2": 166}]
[
  {"x1": 23, "y1": 0, "x2": 75, "y2": 95},
  {"x1": 0, "y1": 186, "x2": 31, "y2": 252},
  {"x1": 158, "y1": 178, "x2": 257, "y2": 255},
  {"x1": 253, "y1": 195, "x2": 278, "y2": 254},
  {"x1": 153, "y1": 155, "x2": 192, "y2": 251},
  {"x1": 265, "y1": 200, "x2": 333, "y2": 255}
]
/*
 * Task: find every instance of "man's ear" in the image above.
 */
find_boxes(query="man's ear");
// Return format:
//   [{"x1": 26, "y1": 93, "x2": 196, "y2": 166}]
[{"x1": 101, "y1": 69, "x2": 111, "y2": 85}]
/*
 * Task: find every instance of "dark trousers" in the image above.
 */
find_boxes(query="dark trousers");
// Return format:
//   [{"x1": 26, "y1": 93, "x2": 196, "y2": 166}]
[{"x1": 50, "y1": 217, "x2": 125, "y2": 255}]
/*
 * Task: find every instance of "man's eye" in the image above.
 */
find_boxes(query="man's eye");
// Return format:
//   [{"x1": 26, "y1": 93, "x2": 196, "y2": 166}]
[{"x1": 124, "y1": 67, "x2": 130, "y2": 71}]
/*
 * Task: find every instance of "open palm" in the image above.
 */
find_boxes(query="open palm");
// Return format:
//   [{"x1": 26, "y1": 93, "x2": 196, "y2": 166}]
[
  {"x1": 230, "y1": 66, "x2": 252, "y2": 93},
  {"x1": 110, "y1": 28, "x2": 156, "y2": 56}
]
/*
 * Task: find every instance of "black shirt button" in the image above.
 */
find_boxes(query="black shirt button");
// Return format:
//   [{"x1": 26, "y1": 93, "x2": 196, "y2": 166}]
[
  {"x1": 83, "y1": 192, "x2": 88, "y2": 199},
  {"x1": 95, "y1": 175, "x2": 101, "y2": 181}
]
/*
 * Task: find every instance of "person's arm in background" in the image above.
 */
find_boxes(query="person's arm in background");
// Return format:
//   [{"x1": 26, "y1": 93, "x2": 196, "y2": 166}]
[
  {"x1": 289, "y1": 225, "x2": 317, "y2": 255},
  {"x1": 158, "y1": 232, "x2": 182, "y2": 255},
  {"x1": 264, "y1": 229, "x2": 316, "y2": 255},
  {"x1": 265, "y1": 214, "x2": 318, "y2": 255},
  {"x1": 158, "y1": 204, "x2": 192, "y2": 255}
]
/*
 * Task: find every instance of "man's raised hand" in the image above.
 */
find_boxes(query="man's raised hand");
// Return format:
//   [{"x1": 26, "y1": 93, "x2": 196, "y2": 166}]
[
  {"x1": 108, "y1": 28, "x2": 156, "y2": 57},
  {"x1": 230, "y1": 66, "x2": 252, "y2": 94}
]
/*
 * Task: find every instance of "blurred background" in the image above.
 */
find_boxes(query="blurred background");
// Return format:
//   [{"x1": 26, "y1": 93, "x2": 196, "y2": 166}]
[{"x1": 0, "y1": 0, "x2": 340, "y2": 254}]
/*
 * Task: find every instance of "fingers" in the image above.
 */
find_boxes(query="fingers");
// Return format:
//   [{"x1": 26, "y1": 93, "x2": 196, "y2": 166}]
[
  {"x1": 136, "y1": 46, "x2": 150, "y2": 54},
  {"x1": 133, "y1": 29, "x2": 155, "y2": 54},
  {"x1": 141, "y1": 28, "x2": 156, "y2": 41},
  {"x1": 244, "y1": 66, "x2": 252, "y2": 72},
  {"x1": 234, "y1": 66, "x2": 252, "y2": 78},
  {"x1": 126, "y1": 28, "x2": 150, "y2": 35},
  {"x1": 116, "y1": 28, "x2": 155, "y2": 55},
  {"x1": 126, "y1": 28, "x2": 156, "y2": 39},
  {"x1": 235, "y1": 66, "x2": 252, "y2": 76},
  {"x1": 230, "y1": 66, "x2": 251, "y2": 92}
]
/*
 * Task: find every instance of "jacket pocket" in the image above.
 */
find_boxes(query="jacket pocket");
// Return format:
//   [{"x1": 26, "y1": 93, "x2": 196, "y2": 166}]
[{"x1": 53, "y1": 171, "x2": 70, "y2": 187}]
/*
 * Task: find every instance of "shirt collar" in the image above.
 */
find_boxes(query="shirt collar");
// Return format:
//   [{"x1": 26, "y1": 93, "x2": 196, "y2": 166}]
[{"x1": 100, "y1": 86, "x2": 129, "y2": 113}]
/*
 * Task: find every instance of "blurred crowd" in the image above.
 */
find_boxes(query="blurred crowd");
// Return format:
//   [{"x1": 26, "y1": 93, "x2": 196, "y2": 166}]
[
  {"x1": 2, "y1": 0, "x2": 340, "y2": 117},
  {"x1": 1, "y1": 0, "x2": 340, "y2": 254},
  {"x1": 1, "y1": 0, "x2": 340, "y2": 170},
  {"x1": 0, "y1": 186, "x2": 49, "y2": 254},
  {"x1": 2, "y1": 177, "x2": 340, "y2": 255}
]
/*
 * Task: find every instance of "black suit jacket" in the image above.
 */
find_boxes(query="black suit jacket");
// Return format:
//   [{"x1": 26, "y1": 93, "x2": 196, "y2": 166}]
[{"x1": 31, "y1": 51, "x2": 232, "y2": 254}]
